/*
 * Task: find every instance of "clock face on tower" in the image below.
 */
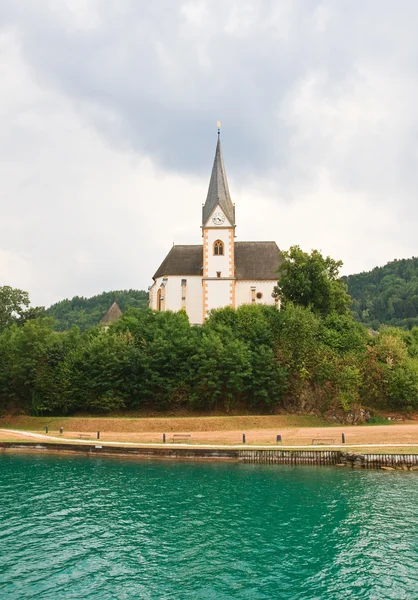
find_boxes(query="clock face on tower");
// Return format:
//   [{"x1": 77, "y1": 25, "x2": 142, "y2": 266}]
[{"x1": 212, "y1": 212, "x2": 225, "y2": 225}]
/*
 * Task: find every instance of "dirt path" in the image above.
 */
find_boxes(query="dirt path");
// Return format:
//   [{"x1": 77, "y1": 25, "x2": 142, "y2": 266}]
[
  {"x1": 1, "y1": 423, "x2": 418, "y2": 447},
  {"x1": 51, "y1": 424, "x2": 418, "y2": 446}
]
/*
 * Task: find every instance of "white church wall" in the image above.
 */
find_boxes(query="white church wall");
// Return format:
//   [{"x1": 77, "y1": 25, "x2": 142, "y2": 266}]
[
  {"x1": 204, "y1": 224, "x2": 233, "y2": 278},
  {"x1": 203, "y1": 205, "x2": 234, "y2": 277},
  {"x1": 152, "y1": 275, "x2": 203, "y2": 325},
  {"x1": 183, "y1": 276, "x2": 203, "y2": 324},
  {"x1": 205, "y1": 279, "x2": 232, "y2": 315},
  {"x1": 235, "y1": 280, "x2": 277, "y2": 307}
]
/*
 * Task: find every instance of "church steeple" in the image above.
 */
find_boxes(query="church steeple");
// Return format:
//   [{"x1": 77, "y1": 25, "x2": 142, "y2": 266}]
[{"x1": 202, "y1": 128, "x2": 235, "y2": 227}]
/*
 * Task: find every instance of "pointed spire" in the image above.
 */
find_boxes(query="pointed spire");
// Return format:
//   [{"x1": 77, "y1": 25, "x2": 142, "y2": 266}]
[{"x1": 202, "y1": 126, "x2": 235, "y2": 226}]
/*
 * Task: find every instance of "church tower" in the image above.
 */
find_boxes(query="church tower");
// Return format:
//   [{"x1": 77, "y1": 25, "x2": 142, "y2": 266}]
[
  {"x1": 202, "y1": 126, "x2": 236, "y2": 321},
  {"x1": 150, "y1": 127, "x2": 281, "y2": 324}
]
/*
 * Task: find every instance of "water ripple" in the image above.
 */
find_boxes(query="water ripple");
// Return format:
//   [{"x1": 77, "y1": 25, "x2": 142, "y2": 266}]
[{"x1": 0, "y1": 455, "x2": 417, "y2": 599}]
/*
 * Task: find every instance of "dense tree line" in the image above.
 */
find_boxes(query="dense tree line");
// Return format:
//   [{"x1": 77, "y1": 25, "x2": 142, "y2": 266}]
[
  {"x1": 2, "y1": 249, "x2": 418, "y2": 417},
  {"x1": 345, "y1": 257, "x2": 418, "y2": 330},
  {"x1": 1, "y1": 302, "x2": 418, "y2": 417},
  {"x1": 45, "y1": 290, "x2": 149, "y2": 331}
]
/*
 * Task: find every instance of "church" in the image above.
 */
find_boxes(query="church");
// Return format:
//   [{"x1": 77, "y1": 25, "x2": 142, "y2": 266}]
[{"x1": 149, "y1": 128, "x2": 282, "y2": 325}]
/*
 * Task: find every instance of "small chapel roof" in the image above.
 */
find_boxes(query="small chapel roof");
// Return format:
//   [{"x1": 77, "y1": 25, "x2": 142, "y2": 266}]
[
  {"x1": 100, "y1": 302, "x2": 123, "y2": 325},
  {"x1": 153, "y1": 242, "x2": 282, "y2": 280},
  {"x1": 202, "y1": 133, "x2": 235, "y2": 226}
]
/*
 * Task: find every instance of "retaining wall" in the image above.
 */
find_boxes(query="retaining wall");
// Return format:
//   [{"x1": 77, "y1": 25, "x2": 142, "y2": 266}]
[
  {"x1": 342, "y1": 452, "x2": 418, "y2": 470},
  {"x1": 239, "y1": 449, "x2": 340, "y2": 465},
  {"x1": 1, "y1": 443, "x2": 418, "y2": 470}
]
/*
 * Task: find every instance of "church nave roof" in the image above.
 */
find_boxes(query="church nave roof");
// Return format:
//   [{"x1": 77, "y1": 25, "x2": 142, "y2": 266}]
[{"x1": 153, "y1": 242, "x2": 282, "y2": 281}]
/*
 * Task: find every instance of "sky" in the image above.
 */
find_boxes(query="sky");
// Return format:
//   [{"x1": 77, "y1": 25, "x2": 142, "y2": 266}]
[{"x1": 1, "y1": 0, "x2": 418, "y2": 308}]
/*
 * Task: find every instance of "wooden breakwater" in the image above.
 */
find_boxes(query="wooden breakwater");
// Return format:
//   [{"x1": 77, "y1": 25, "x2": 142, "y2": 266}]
[
  {"x1": 239, "y1": 449, "x2": 340, "y2": 466},
  {"x1": 1, "y1": 443, "x2": 418, "y2": 469},
  {"x1": 342, "y1": 452, "x2": 418, "y2": 470},
  {"x1": 239, "y1": 449, "x2": 418, "y2": 470}
]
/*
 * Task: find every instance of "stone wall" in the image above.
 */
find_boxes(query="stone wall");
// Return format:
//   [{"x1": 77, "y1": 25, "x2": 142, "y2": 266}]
[{"x1": 1, "y1": 443, "x2": 418, "y2": 470}]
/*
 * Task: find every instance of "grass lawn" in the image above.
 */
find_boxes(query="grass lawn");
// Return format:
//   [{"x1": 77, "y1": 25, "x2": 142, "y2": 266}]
[{"x1": 0, "y1": 413, "x2": 331, "y2": 433}]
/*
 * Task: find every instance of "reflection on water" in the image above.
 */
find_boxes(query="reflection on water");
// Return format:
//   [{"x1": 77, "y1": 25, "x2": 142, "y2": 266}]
[{"x1": 0, "y1": 454, "x2": 417, "y2": 599}]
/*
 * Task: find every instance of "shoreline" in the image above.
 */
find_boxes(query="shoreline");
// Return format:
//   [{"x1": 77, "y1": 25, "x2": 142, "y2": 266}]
[
  {"x1": 3, "y1": 427, "x2": 418, "y2": 450},
  {"x1": 2, "y1": 441, "x2": 418, "y2": 470},
  {"x1": 3, "y1": 423, "x2": 418, "y2": 449}
]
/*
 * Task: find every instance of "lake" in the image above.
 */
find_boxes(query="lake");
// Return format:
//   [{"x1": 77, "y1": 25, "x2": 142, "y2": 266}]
[{"x1": 0, "y1": 453, "x2": 417, "y2": 599}]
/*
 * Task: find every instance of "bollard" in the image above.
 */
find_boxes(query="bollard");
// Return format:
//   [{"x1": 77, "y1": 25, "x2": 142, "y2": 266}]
[
  {"x1": 163, "y1": 433, "x2": 166, "y2": 443},
  {"x1": 242, "y1": 433, "x2": 246, "y2": 444},
  {"x1": 59, "y1": 427, "x2": 63, "y2": 435},
  {"x1": 276, "y1": 434, "x2": 282, "y2": 443},
  {"x1": 45, "y1": 425, "x2": 49, "y2": 434},
  {"x1": 97, "y1": 431, "x2": 100, "y2": 440},
  {"x1": 342, "y1": 432, "x2": 345, "y2": 444}
]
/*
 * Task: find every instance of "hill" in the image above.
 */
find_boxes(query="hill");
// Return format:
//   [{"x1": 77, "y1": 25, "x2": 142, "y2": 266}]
[
  {"x1": 345, "y1": 257, "x2": 418, "y2": 330},
  {"x1": 46, "y1": 289, "x2": 149, "y2": 331}
]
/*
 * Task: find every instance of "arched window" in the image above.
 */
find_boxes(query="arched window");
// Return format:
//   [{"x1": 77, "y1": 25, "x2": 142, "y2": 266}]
[{"x1": 213, "y1": 240, "x2": 224, "y2": 256}]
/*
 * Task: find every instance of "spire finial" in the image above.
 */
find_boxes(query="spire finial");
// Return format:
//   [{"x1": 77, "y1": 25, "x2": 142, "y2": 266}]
[{"x1": 217, "y1": 121, "x2": 221, "y2": 137}]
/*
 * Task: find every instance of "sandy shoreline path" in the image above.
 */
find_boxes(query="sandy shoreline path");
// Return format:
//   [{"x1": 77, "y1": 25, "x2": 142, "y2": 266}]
[{"x1": 1, "y1": 423, "x2": 418, "y2": 451}]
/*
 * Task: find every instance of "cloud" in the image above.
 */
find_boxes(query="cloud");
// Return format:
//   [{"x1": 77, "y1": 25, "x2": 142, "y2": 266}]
[{"x1": 0, "y1": 1, "x2": 417, "y2": 306}]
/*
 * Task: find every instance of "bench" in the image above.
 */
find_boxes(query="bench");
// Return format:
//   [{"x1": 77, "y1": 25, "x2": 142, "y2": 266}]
[
  {"x1": 171, "y1": 434, "x2": 191, "y2": 443},
  {"x1": 312, "y1": 438, "x2": 335, "y2": 445},
  {"x1": 79, "y1": 433, "x2": 91, "y2": 439}
]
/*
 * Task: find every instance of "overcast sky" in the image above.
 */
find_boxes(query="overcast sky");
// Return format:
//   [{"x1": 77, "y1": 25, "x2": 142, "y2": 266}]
[{"x1": 1, "y1": 0, "x2": 418, "y2": 307}]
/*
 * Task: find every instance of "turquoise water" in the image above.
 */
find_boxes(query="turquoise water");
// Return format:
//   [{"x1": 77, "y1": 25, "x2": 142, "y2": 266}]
[{"x1": 0, "y1": 455, "x2": 417, "y2": 599}]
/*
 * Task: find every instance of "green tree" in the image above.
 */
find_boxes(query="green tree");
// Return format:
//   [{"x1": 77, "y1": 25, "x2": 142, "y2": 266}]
[
  {"x1": 205, "y1": 305, "x2": 287, "y2": 410},
  {"x1": 189, "y1": 328, "x2": 251, "y2": 412},
  {"x1": 0, "y1": 318, "x2": 63, "y2": 414},
  {"x1": 0, "y1": 286, "x2": 30, "y2": 330},
  {"x1": 345, "y1": 256, "x2": 418, "y2": 330},
  {"x1": 65, "y1": 328, "x2": 134, "y2": 413},
  {"x1": 361, "y1": 328, "x2": 418, "y2": 410},
  {"x1": 115, "y1": 308, "x2": 197, "y2": 410},
  {"x1": 273, "y1": 246, "x2": 351, "y2": 316},
  {"x1": 318, "y1": 312, "x2": 368, "y2": 355},
  {"x1": 140, "y1": 311, "x2": 197, "y2": 410}
]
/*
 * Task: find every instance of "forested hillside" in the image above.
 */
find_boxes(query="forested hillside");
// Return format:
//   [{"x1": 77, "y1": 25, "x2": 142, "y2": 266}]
[
  {"x1": 45, "y1": 290, "x2": 149, "y2": 331},
  {"x1": 345, "y1": 257, "x2": 418, "y2": 330}
]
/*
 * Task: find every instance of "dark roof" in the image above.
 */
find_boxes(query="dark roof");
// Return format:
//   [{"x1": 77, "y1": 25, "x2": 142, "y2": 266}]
[
  {"x1": 153, "y1": 245, "x2": 203, "y2": 279},
  {"x1": 153, "y1": 242, "x2": 282, "y2": 280},
  {"x1": 202, "y1": 136, "x2": 235, "y2": 226},
  {"x1": 100, "y1": 302, "x2": 122, "y2": 325},
  {"x1": 235, "y1": 242, "x2": 283, "y2": 280}
]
